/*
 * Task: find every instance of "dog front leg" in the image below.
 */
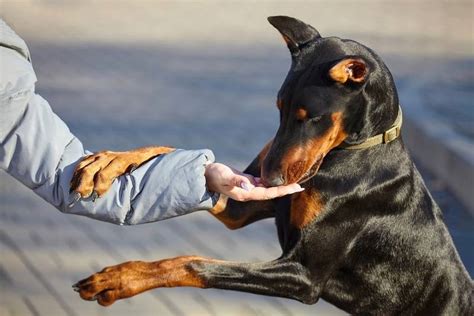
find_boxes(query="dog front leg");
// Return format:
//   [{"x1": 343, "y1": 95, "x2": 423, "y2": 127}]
[
  {"x1": 70, "y1": 146, "x2": 175, "y2": 198},
  {"x1": 209, "y1": 195, "x2": 275, "y2": 229},
  {"x1": 74, "y1": 256, "x2": 320, "y2": 306}
]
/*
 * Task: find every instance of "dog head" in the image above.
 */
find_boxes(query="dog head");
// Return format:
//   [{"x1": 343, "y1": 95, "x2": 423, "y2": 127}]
[{"x1": 261, "y1": 16, "x2": 399, "y2": 186}]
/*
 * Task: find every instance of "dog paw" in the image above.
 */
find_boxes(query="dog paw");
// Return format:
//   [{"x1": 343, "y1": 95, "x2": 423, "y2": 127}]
[
  {"x1": 70, "y1": 146, "x2": 175, "y2": 199},
  {"x1": 73, "y1": 261, "x2": 154, "y2": 306}
]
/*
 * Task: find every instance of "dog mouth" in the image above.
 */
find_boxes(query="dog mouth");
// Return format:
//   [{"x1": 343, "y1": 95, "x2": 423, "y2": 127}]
[{"x1": 297, "y1": 154, "x2": 324, "y2": 185}]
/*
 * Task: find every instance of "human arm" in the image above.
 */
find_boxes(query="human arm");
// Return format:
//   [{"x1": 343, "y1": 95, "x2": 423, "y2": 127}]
[
  {"x1": 0, "y1": 20, "x2": 302, "y2": 226},
  {"x1": 0, "y1": 20, "x2": 218, "y2": 225}
]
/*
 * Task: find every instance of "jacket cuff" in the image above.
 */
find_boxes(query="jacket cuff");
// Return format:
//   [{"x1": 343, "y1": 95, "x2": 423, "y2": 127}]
[{"x1": 125, "y1": 149, "x2": 218, "y2": 225}]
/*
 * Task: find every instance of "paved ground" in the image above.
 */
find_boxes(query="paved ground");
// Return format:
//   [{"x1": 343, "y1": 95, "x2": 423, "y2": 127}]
[{"x1": 1, "y1": 1, "x2": 473, "y2": 315}]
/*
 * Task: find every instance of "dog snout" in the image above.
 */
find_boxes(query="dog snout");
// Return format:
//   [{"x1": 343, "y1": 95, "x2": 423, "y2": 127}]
[{"x1": 262, "y1": 172, "x2": 285, "y2": 187}]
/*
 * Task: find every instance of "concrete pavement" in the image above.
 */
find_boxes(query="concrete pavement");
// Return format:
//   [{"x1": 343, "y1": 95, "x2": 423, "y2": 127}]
[{"x1": 1, "y1": 1, "x2": 472, "y2": 315}]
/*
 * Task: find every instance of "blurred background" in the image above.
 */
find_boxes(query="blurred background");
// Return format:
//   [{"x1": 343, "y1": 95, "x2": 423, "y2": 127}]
[{"x1": 1, "y1": 1, "x2": 472, "y2": 315}]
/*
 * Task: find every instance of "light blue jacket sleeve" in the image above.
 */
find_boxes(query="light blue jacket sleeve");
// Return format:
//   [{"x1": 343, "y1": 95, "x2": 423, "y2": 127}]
[{"x1": 0, "y1": 20, "x2": 218, "y2": 225}]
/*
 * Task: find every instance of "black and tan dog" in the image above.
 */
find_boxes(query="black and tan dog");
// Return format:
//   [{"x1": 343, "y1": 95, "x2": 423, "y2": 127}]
[{"x1": 71, "y1": 16, "x2": 473, "y2": 315}]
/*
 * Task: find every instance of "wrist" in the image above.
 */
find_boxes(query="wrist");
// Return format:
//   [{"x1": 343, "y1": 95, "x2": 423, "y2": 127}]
[{"x1": 204, "y1": 162, "x2": 217, "y2": 193}]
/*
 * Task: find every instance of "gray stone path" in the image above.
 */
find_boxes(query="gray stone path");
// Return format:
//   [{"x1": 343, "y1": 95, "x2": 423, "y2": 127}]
[{"x1": 1, "y1": 1, "x2": 472, "y2": 315}]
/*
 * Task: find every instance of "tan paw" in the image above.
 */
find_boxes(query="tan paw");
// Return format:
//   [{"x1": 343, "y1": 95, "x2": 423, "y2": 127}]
[
  {"x1": 70, "y1": 146, "x2": 175, "y2": 199},
  {"x1": 72, "y1": 261, "x2": 153, "y2": 306}
]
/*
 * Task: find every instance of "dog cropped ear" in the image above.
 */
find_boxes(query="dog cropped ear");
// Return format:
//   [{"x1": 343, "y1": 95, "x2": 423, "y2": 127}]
[
  {"x1": 267, "y1": 16, "x2": 321, "y2": 55},
  {"x1": 329, "y1": 58, "x2": 368, "y2": 84}
]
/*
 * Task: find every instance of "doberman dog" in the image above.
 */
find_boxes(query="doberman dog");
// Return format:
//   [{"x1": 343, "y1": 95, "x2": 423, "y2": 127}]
[{"x1": 71, "y1": 16, "x2": 473, "y2": 315}]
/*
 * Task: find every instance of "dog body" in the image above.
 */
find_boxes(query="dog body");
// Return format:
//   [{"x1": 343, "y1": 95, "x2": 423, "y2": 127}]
[
  {"x1": 271, "y1": 146, "x2": 472, "y2": 314},
  {"x1": 73, "y1": 16, "x2": 473, "y2": 315}
]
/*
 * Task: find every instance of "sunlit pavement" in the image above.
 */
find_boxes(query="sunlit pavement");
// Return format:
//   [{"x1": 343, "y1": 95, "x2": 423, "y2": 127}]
[{"x1": 1, "y1": 2, "x2": 472, "y2": 315}]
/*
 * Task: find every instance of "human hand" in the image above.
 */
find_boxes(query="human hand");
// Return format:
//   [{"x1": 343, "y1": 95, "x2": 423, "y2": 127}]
[{"x1": 204, "y1": 163, "x2": 304, "y2": 202}]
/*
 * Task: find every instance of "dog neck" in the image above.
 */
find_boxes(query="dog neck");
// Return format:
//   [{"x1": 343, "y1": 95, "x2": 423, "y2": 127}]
[{"x1": 339, "y1": 105, "x2": 403, "y2": 150}]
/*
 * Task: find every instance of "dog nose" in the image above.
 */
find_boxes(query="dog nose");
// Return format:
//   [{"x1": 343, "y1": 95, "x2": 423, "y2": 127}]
[{"x1": 263, "y1": 174, "x2": 285, "y2": 187}]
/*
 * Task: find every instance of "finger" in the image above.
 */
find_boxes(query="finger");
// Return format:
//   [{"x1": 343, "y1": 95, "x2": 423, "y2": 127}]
[
  {"x1": 226, "y1": 187, "x2": 251, "y2": 201},
  {"x1": 230, "y1": 174, "x2": 253, "y2": 187},
  {"x1": 227, "y1": 183, "x2": 303, "y2": 201},
  {"x1": 241, "y1": 173, "x2": 258, "y2": 185},
  {"x1": 250, "y1": 183, "x2": 304, "y2": 200},
  {"x1": 240, "y1": 181, "x2": 253, "y2": 192},
  {"x1": 247, "y1": 184, "x2": 304, "y2": 200},
  {"x1": 228, "y1": 174, "x2": 255, "y2": 192}
]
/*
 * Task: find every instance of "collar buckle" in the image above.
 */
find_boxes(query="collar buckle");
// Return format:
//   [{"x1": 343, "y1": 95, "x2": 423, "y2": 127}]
[{"x1": 383, "y1": 125, "x2": 400, "y2": 144}]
